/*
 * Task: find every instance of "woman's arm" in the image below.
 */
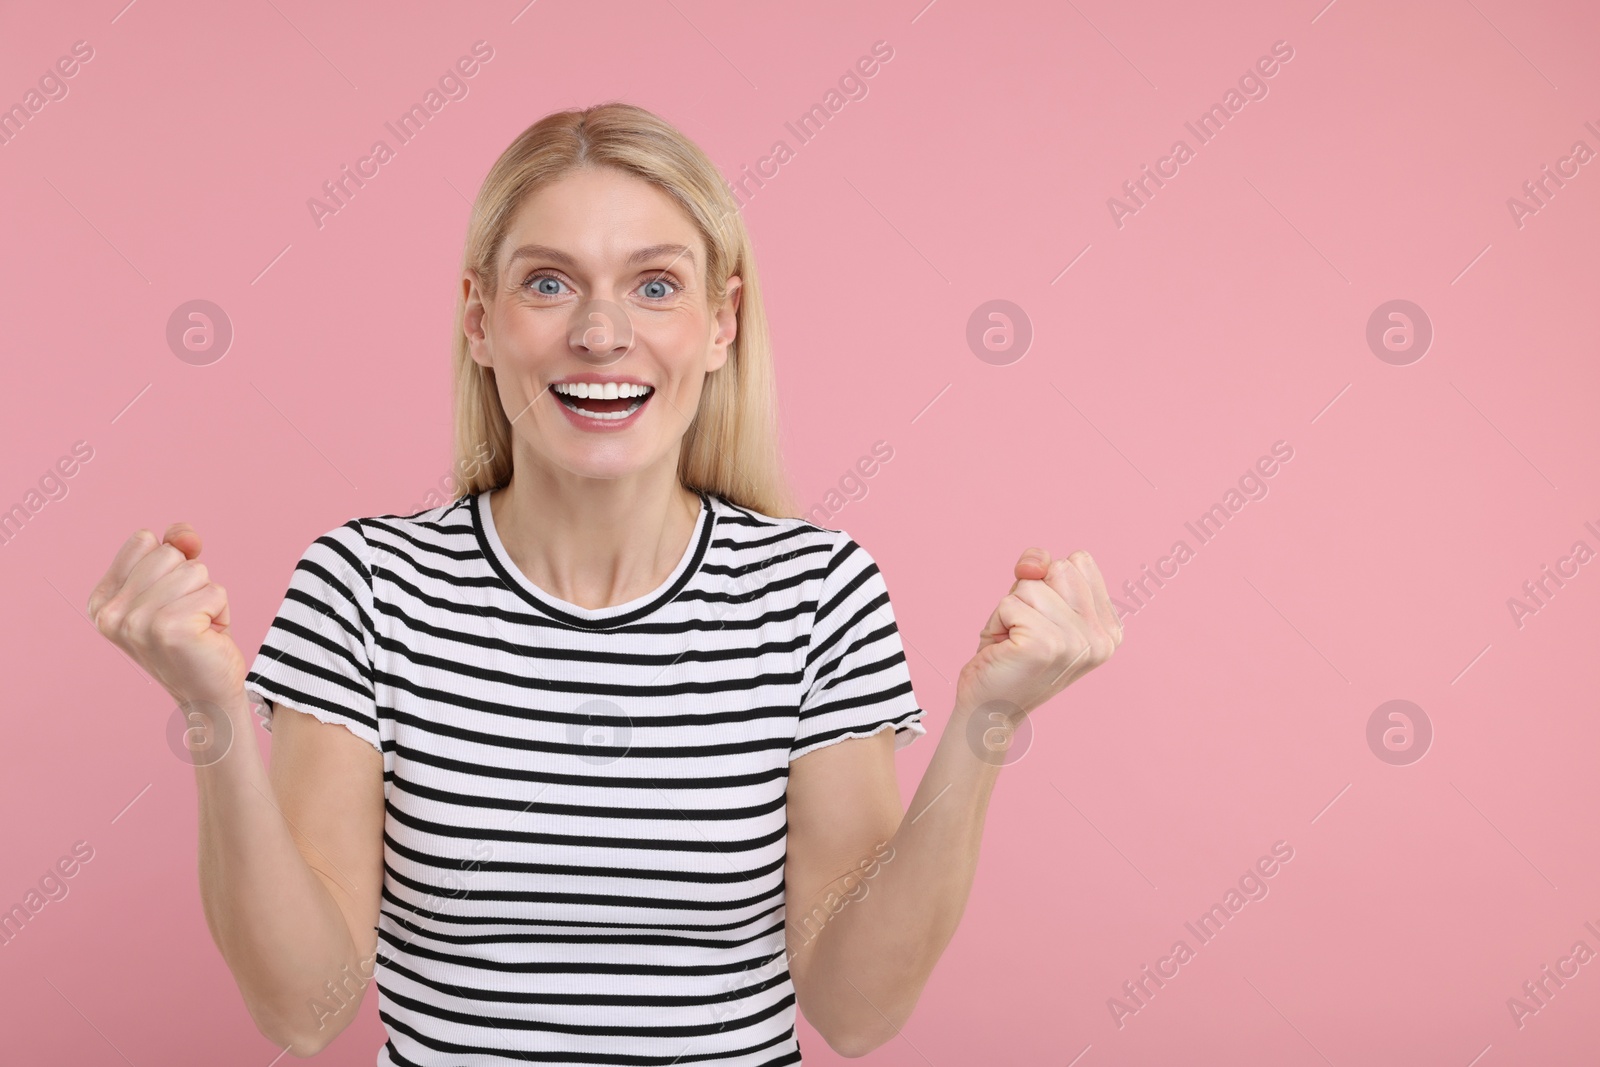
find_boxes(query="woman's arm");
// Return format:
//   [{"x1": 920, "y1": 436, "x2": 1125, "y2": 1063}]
[
  {"x1": 196, "y1": 693, "x2": 385, "y2": 1056},
  {"x1": 88, "y1": 524, "x2": 384, "y2": 1056},
  {"x1": 786, "y1": 547, "x2": 1122, "y2": 1055},
  {"x1": 785, "y1": 703, "x2": 1001, "y2": 1056}
]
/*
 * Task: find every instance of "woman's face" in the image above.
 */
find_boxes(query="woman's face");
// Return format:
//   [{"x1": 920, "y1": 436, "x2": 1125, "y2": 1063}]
[{"x1": 463, "y1": 165, "x2": 740, "y2": 486}]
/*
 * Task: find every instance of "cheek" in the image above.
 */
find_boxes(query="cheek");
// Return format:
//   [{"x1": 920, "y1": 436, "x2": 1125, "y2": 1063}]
[
  {"x1": 652, "y1": 375, "x2": 697, "y2": 418},
  {"x1": 648, "y1": 302, "x2": 715, "y2": 343},
  {"x1": 503, "y1": 307, "x2": 564, "y2": 351},
  {"x1": 640, "y1": 318, "x2": 713, "y2": 380}
]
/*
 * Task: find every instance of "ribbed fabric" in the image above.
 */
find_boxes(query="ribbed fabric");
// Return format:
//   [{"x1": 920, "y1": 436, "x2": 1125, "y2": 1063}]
[{"x1": 243, "y1": 488, "x2": 926, "y2": 1066}]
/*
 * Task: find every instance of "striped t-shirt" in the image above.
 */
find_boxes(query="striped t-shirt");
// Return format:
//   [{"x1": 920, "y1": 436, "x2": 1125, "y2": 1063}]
[{"x1": 243, "y1": 487, "x2": 926, "y2": 1066}]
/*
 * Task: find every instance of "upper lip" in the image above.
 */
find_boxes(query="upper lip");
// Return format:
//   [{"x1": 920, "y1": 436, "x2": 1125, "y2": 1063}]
[{"x1": 551, "y1": 374, "x2": 653, "y2": 388}]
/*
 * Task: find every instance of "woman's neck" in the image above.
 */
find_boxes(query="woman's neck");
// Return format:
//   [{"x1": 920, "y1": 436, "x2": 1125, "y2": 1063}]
[{"x1": 488, "y1": 472, "x2": 702, "y2": 611}]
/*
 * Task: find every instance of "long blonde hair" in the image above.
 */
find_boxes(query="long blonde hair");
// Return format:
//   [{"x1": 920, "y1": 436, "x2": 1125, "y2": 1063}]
[{"x1": 449, "y1": 102, "x2": 797, "y2": 519}]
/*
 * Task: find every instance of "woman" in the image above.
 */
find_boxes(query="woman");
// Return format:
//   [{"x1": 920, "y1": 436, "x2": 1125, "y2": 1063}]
[{"x1": 87, "y1": 102, "x2": 1122, "y2": 1065}]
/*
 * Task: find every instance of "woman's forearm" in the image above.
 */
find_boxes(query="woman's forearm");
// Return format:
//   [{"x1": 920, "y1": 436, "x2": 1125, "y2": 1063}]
[
  {"x1": 193, "y1": 688, "x2": 365, "y2": 1053},
  {"x1": 799, "y1": 700, "x2": 1006, "y2": 1054}
]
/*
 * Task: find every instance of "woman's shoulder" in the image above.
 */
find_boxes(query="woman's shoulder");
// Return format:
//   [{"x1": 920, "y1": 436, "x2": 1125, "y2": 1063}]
[
  {"x1": 294, "y1": 494, "x2": 479, "y2": 578},
  {"x1": 367, "y1": 491, "x2": 477, "y2": 530},
  {"x1": 706, "y1": 491, "x2": 849, "y2": 548},
  {"x1": 704, "y1": 492, "x2": 883, "y2": 588},
  {"x1": 363, "y1": 493, "x2": 478, "y2": 556}
]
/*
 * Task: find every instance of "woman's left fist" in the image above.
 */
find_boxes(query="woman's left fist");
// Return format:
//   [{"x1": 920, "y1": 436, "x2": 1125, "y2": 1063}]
[{"x1": 956, "y1": 547, "x2": 1123, "y2": 721}]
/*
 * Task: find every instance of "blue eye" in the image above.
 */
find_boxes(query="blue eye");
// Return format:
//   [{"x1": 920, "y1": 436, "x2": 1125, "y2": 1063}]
[{"x1": 520, "y1": 271, "x2": 681, "y2": 300}]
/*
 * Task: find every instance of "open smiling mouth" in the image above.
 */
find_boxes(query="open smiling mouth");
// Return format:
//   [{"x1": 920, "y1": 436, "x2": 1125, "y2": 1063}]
[{"x1": 551, "y1": 382, "x2": 655, "y2": 421}]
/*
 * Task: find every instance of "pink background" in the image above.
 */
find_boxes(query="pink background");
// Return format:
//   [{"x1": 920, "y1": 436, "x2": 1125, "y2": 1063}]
[{"x1": 3, "y1": 0, "x2": 1597, "y2": 1063}]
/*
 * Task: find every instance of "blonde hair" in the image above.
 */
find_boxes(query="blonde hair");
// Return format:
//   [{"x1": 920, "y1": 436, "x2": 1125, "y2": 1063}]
[{"x1": 449, "y1": 102, "x2": 797, "y2": 519}]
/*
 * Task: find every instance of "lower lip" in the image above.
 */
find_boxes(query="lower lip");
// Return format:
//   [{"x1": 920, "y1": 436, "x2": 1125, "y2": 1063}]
[{"x1": 552, "y1": 389, "x2": 654, "y2": 431}]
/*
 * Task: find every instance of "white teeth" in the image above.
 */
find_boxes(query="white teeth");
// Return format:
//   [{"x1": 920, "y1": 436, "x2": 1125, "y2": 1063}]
[
  {"x1": 551, "y1": 381, "x2": 654, "y2": 421},
  {"x1": 562, "y1": 397, "x2": 647, "y2": 420},
  {"x1": 554, "y1": 381, "x2": 652, "y2": 399}
]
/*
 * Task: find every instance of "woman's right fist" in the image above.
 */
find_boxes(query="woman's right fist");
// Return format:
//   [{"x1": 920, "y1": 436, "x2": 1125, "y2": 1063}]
[{"x1": 87, "y1": 523, "x2": 246, "y2": 708}]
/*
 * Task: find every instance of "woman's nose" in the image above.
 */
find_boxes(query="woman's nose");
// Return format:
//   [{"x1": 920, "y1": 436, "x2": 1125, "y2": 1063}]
[{"x1": 569, "y1": 297, "x2": 634, "y2": 364}]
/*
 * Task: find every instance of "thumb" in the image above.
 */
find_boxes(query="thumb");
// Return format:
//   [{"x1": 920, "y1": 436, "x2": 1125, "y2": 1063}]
[
  {"x1": 980, "y1": 548, "x2": 1051, "y2": 647},
  {"x1": 1013, "y1": 547, "x2": 1050, "y2": 585},
  {"x1": 163, "y1": 522, "x2": 203, "y2": 561}
]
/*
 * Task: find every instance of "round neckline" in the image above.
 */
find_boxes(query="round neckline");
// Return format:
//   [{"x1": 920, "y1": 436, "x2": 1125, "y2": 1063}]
[{"x1": 471, "y1": 488, "x2": 715, "y2": 629}]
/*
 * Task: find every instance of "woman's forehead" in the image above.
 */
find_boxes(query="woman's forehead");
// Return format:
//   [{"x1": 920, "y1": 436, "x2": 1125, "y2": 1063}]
[{"x1": 501, "y1": 170, "x2": 705, "y2": 270}]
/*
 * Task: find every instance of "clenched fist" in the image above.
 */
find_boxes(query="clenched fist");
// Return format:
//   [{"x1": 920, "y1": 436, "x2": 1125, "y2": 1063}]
[
  {"x1": 956, "y1": 547, "x2": 1123, "y2": 723},
  {"x1": 87, "y1": 523, "x2": 245, "y2": 708}
]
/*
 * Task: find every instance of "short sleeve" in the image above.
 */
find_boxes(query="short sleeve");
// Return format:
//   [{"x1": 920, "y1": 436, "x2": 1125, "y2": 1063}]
[
  {"x1": 791, "y1": 532, "x2": 926, "y2": 761},
  {"x1": 243, "y1": 520, "x2": 382, "y2": 753}
]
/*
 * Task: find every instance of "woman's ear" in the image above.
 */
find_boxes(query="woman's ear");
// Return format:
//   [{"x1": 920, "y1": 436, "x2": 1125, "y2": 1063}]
[
  {"x1": 463, "y1": 270, "x2": 491, "y2": 367},
  {"x1": 708, "y1": 275, "x2": 741, "y2": 373}
]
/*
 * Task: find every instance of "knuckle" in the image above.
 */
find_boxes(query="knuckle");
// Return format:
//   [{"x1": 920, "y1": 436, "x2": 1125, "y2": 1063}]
[
  {"x1": 94, "y1": 597, "x2": 126, "y2": 632},
  {"x1": 123, "y1": 604, "x2": 155, "y2": 638}
]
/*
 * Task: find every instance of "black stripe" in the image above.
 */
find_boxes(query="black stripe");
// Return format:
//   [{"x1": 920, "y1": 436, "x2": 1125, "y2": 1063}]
[
  {"x1": 379, "y1": 1005, "x2": 796, "y2": 1065},
  {"x1": 378, "y1": 978, "x2": 797, "y2": 1039},
  {"x1": 381, "y1": 865, "x2": 785, "y2": 918},
  {"x1": 390, "y1": 774, "x2": 787, "y2": 822},
  {"x1": 381, "y1": 811, "x2": 788, "y2": 864}
]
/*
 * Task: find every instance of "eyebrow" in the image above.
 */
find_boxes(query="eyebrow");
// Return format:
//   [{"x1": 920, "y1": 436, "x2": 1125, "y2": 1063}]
[{"x1": 505, "y1": 243, "x2": 697, "y2": 272}]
